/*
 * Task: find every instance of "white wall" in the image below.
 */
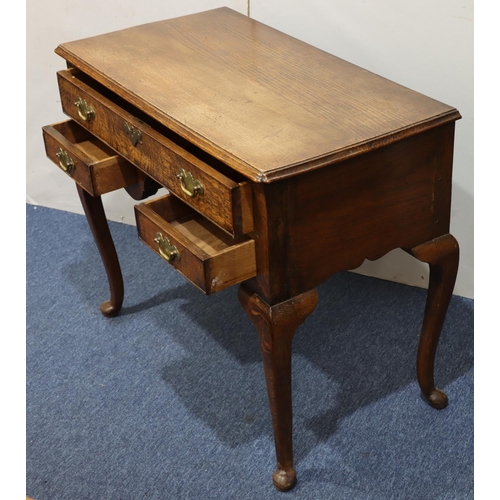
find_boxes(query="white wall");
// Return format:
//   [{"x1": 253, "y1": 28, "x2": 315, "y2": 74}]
[{"x1": 27, "y1": 0, "x2": 473, "y2": 298}]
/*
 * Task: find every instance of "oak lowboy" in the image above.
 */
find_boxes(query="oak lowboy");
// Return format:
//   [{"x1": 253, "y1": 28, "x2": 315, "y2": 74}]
[{"x1": 42, "y1": 7, "x2": 461, "y2": 492}]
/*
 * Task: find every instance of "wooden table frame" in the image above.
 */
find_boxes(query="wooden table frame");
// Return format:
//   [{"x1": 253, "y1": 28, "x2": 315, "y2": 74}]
[
  {"x1": 74, "y1": 123, "x2": 459, "y2": 491},
  {"x1": 43, "y1": 8, "x2": 461, "y2": 492}
]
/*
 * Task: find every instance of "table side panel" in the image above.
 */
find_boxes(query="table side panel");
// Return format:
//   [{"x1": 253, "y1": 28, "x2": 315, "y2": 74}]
[
  {"x1": 431, "y1": 123, "x2": 455, "y2": 240},
  {"x1": 285, "y1": 123, "x2": 456, "y2": 294}
]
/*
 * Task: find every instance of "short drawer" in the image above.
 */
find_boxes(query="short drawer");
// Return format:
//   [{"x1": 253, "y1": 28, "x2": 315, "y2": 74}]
[
  {"x1": 42, "y1": 120, "x2": 139, "y2": 196},
  {"x1": 57, "y1": 68, "x2": 253, "y2": 237},
  {"x1": 135, "y1": 194, "x2": 256, "y2": 294}
]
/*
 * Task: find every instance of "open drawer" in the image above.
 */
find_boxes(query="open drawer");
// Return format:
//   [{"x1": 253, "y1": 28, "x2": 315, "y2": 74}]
[
  {"x1": 57, "y1": 68, "x2": 254, "y2": 236},
  {"x1": 42, "y1": 120, "x2": 140, "y2": 196},
  {"x1": 135, "y1": 194, "x2": 256, "y2": 294}
]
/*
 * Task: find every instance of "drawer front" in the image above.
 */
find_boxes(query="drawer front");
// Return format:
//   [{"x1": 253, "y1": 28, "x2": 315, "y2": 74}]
[
  {"x1": 42, "y1": 120, "x2": 139, "y2": 196},
  {"x1": 57, "y1": 69, "x2": 253, "y2": 237},
  {"x1": 135, "y1": 194, "x2": 256, "y2": 294}
]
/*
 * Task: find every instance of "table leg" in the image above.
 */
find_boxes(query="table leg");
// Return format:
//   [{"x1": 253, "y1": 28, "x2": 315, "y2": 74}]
[
  {"x1": 409, "y1": 233, "x2": 459, "y2": 409},
  {"x1": 238, "y1": 284, "x2": 318, "y2": 491},
  {"x1": 77, "y1": 185, "x2": 124, "y2": 317}
]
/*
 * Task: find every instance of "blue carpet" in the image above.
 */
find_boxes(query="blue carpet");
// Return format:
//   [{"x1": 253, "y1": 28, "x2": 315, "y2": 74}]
[{"x1": 26, "y1": 203, "x2": 473, "y2": 499}]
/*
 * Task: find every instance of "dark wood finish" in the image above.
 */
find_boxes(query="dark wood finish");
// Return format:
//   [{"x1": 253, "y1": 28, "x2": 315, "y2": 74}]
[
  {"x1": 135, "y1": 194, "x2": 256, "y2": 294},
  {"x1": 243, "y1": 122, "x2": 457, "y2": 303},
  {"x1": 55, "y1": 7, "x2": 460, "y2": 182},
  {"x1": 243, "y1": 181, "x2": 295, "y2": 305},
  {"x1": 42, "y1": 120, "x2": 140, "y2": 196},
  {"x1": 238, "y1": 285, "x2": 318, "y2": 491},
  {"x1": 77, "y1": 185, "x2": 124, "y2": 317},
  {"x1": 408, "y1": 234, "x2": 460, "y2": 409},
  {"x1": 285, "y1": 123, "x2": 456, "y2": 293},
  {"x1": 44, "y1": 120, "x2": 159, "y2": 317},
  {"x1": 44, "y1": 7, "x2": 464, "y2": 492},
  {"x1": 57, "y1": 69, "x2": 253, "y2": 237},
  {"x1": 124, "y1": 171, "x2": 162, "y2": 201}
]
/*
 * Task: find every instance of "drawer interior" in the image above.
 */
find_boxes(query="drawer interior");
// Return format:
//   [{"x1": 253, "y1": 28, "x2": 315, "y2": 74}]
[
  {"x1": 136, "y1": 194, "x2": 256, "y2": 294},
  {"x1": 43, "y1": 119, "x2": 142, "y2": 196},
  {"x1": 50, "y1": 120, "x2": 119, "y2": 161},
  {"x1": 171, "y1": 217, "x2": 240, "y2": 255},
  {"x1": 148, "y1": 195, "x2": 250, "y2": 253}
]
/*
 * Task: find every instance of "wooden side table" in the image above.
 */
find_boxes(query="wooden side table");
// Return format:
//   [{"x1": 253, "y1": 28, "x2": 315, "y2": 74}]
[{"x1": 42, "y1": 8, "x2": 461, "y2": 492}]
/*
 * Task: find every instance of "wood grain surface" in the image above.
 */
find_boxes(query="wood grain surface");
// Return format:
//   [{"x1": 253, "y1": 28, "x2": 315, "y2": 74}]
[
  {"x1": 55, "y1": 7, "x2": 460, "y2": 181},
  {"x1": 135, "y1": 194, "x2": 256, "y2": 294},
  {"x1": 42, "y1": 120, "x2": 140, "y2": 196},
  {"x1": 57, "y1": 69, "x2": 253, "y2": 235},
  {"x1": 48, "y1": 9, "x2": 462, "y2": 492},
  {"x1": 238, "y1": 285, "x2": 319, "y2": 491}
]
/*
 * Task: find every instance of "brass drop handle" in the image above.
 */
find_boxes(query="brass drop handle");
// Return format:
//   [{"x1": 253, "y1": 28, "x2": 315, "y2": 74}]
[
  {"x1": 123, "y1": 121, "x2": 142, "y2": 146},
  {"x1": 177, "y1": 168, "x2": 204, "y2": 198},
  {"x1": 75, "y1": 97, "x2": 95, "y2": 122},
  {"x1": 55, "y1": 147, "x2": 75, "y2": 174},
  {"x1": 154, "y1": 232, "x2": 180, "y2": 262}
]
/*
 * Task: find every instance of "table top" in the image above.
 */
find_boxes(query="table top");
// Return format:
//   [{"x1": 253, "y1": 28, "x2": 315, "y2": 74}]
[{"x1": 56, "y1": 7, "x2": 460, "y2": 182}]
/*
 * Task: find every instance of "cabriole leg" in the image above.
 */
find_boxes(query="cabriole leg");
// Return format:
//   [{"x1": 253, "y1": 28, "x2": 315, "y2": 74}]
[
  {"x1": 238, "y1": 285, "x2": 318, "y2": 491},
  {"x1": 77, "y1": 185, "x2": 124, "y2": 317},
  {"x1": 409, "y1": 234, "x2": 459, "y2": 409}
]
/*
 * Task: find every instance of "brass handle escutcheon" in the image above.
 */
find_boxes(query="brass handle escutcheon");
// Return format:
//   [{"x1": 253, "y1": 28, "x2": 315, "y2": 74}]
[
  {"x1": 123, "y1": 121, "x2": 142, "y2": 146},
  {"x1": 55, "y1": 147, "x2": 75, "y2": 174},
  {"x1": 75, "y1": 97, "x2": 95, "y2": 122},
  {"x1": 154, "y1": 232, "x2": 180, "y2": 262},
  {"x1": 176, "y1": 168, "x2": 204, "y2": 198}
]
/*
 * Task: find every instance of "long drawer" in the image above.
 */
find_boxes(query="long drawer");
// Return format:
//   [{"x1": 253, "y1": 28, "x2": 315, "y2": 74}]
[
  {"x1": 57, "y1": 68, "x2": 253, "y2": 237},
  {"x1": 135, "y1": 194, "x2": 256, "y2": 294},
  {"x1": 42, "y1": 120, "x2": 140, "y2": 196}
]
